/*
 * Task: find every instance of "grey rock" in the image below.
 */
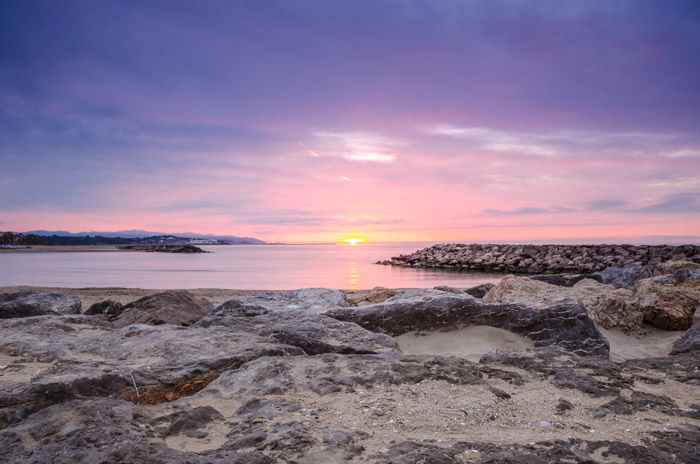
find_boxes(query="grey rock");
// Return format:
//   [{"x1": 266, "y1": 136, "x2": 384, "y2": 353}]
[
  {"x1": 0, "y1": 315, "x2": 303, "y2": 427},
  {"x1": 83, "y1": 299, "x2": 123, "y2": 317},
  {"x1": 529, "y1": 273, "x2": 603, "y2": 287},
  {"x1": 463, "y1": 282, "x2": 495, "y2": 298},
  {"x1": 195, "y1": 298, "x2": 399, "y2": 355},
  {"x1": 325, "y1": 290, "x2": 609, "y2": 357},
  {"x1": 112, "y1": 290, "x2": 213, "y2": 327},
  {"x1": 671, "y1": 324, "x2": 700, "y2": 355},
  {"x1": 243, "y1": 288, "x2": 350, "y2": 313},
  {"x1": 0, "y1": 399, "x2": 274, "y2": 464},
  {"x1": 0, "y1": 291, "x2": 81, "y2": 318},
  {"x1": 594, "y1": 263, "x2": 658, "y2": 289},
  {"x1": 484, "y1": 275, "x2": 644, "y2": 331}
]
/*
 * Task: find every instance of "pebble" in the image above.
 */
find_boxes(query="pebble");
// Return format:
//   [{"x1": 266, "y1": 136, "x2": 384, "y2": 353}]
[{"x1": 538, "y1": 421, "x2": 551, "y2": 428}]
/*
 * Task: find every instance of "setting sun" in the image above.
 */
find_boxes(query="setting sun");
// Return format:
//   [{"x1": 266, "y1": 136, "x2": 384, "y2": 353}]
[{"x1": 341, "y1": 237, "x2": 367, "y2": 245}]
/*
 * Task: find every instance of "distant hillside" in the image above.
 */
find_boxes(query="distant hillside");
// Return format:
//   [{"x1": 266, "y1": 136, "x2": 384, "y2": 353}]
[{"x1": 23, "y1": 230, "x2": 266, "y2": 244}]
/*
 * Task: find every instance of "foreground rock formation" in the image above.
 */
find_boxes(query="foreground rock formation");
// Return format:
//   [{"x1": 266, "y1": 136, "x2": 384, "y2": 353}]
[
  {"x1": 485, "y1": 262, "x2": 700, "y2": 331},
  {"x1": 326, "y1": 290, "x2": 610, "y2": 357},
  {"x1": 379, "y1": 243, "x2": 700, "y2": 273},
  {"x1": 1, "y1": 285, "x2": 699, "y2": 463}
]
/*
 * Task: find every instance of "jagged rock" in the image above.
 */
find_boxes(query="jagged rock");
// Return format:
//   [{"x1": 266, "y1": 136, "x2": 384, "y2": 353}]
[
  {"x1": 464, "y1": 282, "x2": 495, "y2": 298},
  {"x1": 243, "y1": 288, "x2": 349, "y2": 313},
  {"x1": 0, "y1": 291, "x2": 82, "y2": 318},
  {"x1": 594, "y1": 263, "x2": 658, "y2": 289},
  {"x1": 529, "y1": 273, "x2": 603, "y2": 287},
  {"x1": 0, "y1": 399, "x2": 273, "y2": 464},
  {"x1": 325, "y1": 290, "x2": 609, "y2": 357},
  {"x1": 671, "y1": 324, "x2": 700, "y2": 354},
  {"x1": 112, "y1": 290, "x2": 213, "y2": 327},
  {"x1": 0, "y1": 315, "x2": 304, "y2": 427},
  {"x1": 346, "y1": 286, "x2": 400, "y2": 305},
  {"x1": 194, "y1": 298, "x2": 399, "y2": 355},
  {"x1": 483, "y1": 275, "x2": 643, "y2": 331},
  {"x1": 633, "y1": 280, "x2": 699, "y2": 330},
  {"x1": 83, "y1": 299, "x2": 123, "y2": 317}
]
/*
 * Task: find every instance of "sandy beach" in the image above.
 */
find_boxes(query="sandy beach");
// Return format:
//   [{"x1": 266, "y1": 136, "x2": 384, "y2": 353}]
[{"x1": 1, "y1": 283, "x2": 698, "y2": 462}]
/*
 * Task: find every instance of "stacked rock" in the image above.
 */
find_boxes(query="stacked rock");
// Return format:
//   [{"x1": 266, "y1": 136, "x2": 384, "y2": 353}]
[{"x1": 378, "y1": 243, "x2": 699, "y2": 274}]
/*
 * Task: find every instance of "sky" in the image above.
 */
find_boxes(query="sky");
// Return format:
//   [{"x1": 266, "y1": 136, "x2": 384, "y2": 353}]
[{"x1": 1, "y1": 0, "x2": 699, "y2": 243}]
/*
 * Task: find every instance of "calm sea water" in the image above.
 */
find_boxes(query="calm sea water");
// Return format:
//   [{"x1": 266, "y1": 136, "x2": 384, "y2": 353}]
[{"x1": 0, "y1": 242, "x2": 503, "y2": 290}]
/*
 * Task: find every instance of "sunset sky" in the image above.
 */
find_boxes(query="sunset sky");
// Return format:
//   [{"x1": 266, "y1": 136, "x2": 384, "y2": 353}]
[{"x1": 1, "y1": 1, "x2": 699, "y2": 243}]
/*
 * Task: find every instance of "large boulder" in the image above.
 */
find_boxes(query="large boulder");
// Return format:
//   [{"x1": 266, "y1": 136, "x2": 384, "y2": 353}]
[
  {"x1": 632, "y1": 280, "x2": 699, "y2": 330},
  {"x1": 193, "y1": 298, "x2": 398, "y2": 355},
  {"x1": 0, "y1": 314, "x2": 302, "y2": 427},
  {"x1": 594, "y1": 263, "x2": 658, "y2": 289},
  {"x1": 671, "y1": 324, "x2": 700, "y2": 354},
  {"x1": 483, "y1": 275, "x2": 643, "y2": 332},
  {"x1": 325, "y1": 290, "x2": 609, "y2": 357},
  {"x1": 0, "y1": 291, "x2": 81, "y2": 318},
  {"x1": 112, "y1": 290, "x2": 213, "y2": 327},
  {"x1": 243, "y1": 288, "x2": 349, "y2": 313}
]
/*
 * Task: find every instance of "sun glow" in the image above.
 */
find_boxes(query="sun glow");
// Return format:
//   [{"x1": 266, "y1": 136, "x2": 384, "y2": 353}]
[{"x1": 341, "y1": 237, "x2": 367, "y2": 245}]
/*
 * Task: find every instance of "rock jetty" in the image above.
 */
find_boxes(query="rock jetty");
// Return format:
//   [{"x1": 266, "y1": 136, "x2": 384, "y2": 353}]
[{"x1": 379, "y1": 243, "x2": 700, "y2": 273}]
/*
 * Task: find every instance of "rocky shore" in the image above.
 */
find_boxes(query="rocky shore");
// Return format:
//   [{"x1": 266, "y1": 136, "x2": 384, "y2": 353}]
[
  {"x1": 1, "y1": 260, "x2": 699, "y2": 463},
  {"x1": 379, "y1": 243, "x2": 700, "y2": 273}
]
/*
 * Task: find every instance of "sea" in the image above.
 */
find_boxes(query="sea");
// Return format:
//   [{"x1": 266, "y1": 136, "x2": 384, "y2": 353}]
[{"x1": 0, "y1": 242, "x2": 503, "y2": 290}]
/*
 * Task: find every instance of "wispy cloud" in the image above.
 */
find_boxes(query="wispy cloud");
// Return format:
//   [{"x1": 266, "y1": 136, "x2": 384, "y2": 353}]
[
  {"x1": 484, "y1": 206, "x2": 576, "y2": 216},
  {"x1": 311, "y1": 131, "x2": 401, "y2": 163},
  {"x1": 425, "y1": 124, "x2": 700, "y2": 160},
  {"x1": 636, "y1": 192, "x2": 700, "y2": 214}
]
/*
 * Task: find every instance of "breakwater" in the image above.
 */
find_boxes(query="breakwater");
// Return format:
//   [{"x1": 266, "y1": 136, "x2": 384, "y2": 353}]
[{"x1": 378, "y1": 243, "x2": 700, "y2": 274}]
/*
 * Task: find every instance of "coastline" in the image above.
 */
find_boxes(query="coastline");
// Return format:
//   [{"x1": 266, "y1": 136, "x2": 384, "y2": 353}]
[{"x1": 0, "y1": 245, "x2": 124, "y2": 253}]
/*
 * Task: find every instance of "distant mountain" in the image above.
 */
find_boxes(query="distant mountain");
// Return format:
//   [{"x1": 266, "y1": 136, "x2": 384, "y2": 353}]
[{"x1": 23, "y1": 230, "x2": 266, "y2": 244}]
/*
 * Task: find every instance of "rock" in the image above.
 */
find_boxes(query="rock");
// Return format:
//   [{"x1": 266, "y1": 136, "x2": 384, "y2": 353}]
[
  {"x1": 483, "y1": 275, "x2": 643, "y2": 331},
  {"x1": 657, "y1": 260, "x2": 700, "y2": 273},
  {"x1": 0, "y1": 399, "x2": 274, "y2": 464},
  {"x1": 83, "y1": 299, "x2": 123, "y2": 317},
  {"x1": 463, "y1": 283, "x2": 495, "y2": 298},
  {"x1": 645, "y1": 268, "x2": 700, "y2": 285},
  {"x1": 671, "y1": 324, "x2": 700, "y2": 354},
  {"x1": 244, "y1": 288, "x2": 349, "y2": 313},
  {"x1": 325, "y1": 289, "x2": 609, "y2": 357},
  {"x1": 379, "y1": 243, "x2": 699, "y2": 274},
  {"x1": 194, "y1": 298, "x2": 398, "y2": 355},
  {"x1": 433, "y1": 285, "x2": 465, "y2": 294},
  {"x1": 529, "y1": 273, "x2": 603, "y2": 287},
  {"x1": 112, "y1": 290, "x2": 213, "y2": 327},
  {"x1": 347, "y1": 286, "x2": 401, "y2": 305},
  {"x1": 594, "y1": 263, "x2": 658, "y2": 289},
  {"x1": 0, "y1": 314, "x2": 303, "y2": 427},
  {"x1": 0, "y1": 291, "x2": 81, "y2": 318},
  {"x1": 633, "y1": 280, "x2": 699, "y2": 330}
]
